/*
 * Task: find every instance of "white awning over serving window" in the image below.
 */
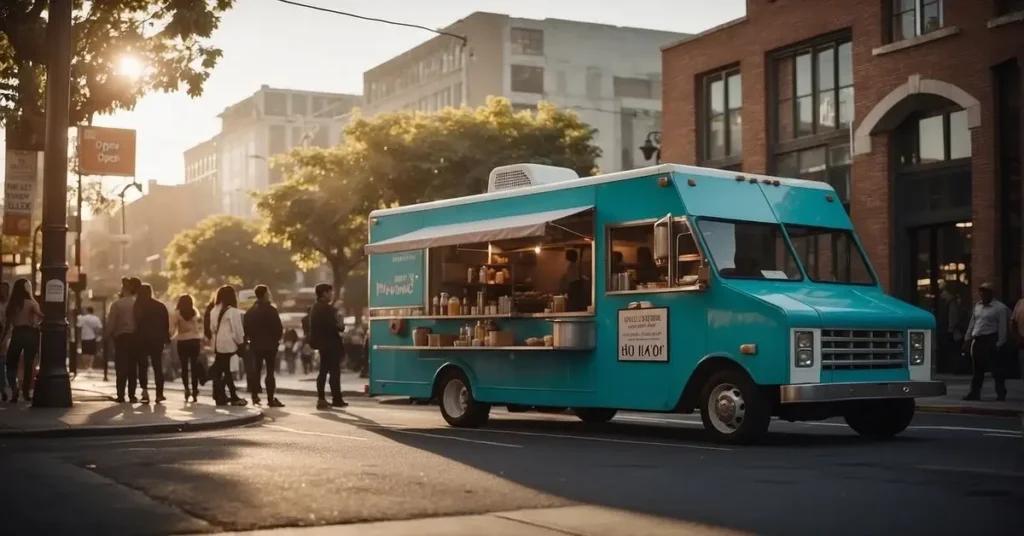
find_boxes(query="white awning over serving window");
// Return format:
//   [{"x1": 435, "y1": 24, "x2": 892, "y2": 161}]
[{"x1": 365, "y1": 206, "x2": 593, "y2": 255}]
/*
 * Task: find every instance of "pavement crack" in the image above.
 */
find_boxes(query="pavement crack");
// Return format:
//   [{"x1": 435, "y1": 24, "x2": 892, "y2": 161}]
[{"x1": 491, "y1": 512, "x2": 586, "y2": 536}]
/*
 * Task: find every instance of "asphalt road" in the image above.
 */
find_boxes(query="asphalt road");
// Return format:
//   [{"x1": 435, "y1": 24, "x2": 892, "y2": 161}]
[{"x1": 1, "y1": 394, "x2": 1021, "y2": 536}]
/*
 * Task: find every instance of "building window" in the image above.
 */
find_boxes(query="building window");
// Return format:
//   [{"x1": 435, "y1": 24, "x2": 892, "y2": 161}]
[
  {"x1": 511, "y1": 65, "x2": 544, "y2": 94},
  {"x1": 291, "y1": 94, "x2": 308, "y2": 116},
  {"x1": 702, "y1": 69, "x2": 741, "y2": 161},
  {"x1": 895, "y1": 109, "x2": 972, "y2": 167},
  {"x1": 264, "y1": 92, "x2": 287, "y2": 116},
  {"x1": 510, "y1": 28, "x2": 544, "y2": 56},
  {"x1": 613, "y1": 77, "x2": 654, "y2": 99},
  {"x1": 998, "y1": 0, "x2": 1024, "y2": 15},
  {"x1": 775, "y1": 40, "x2": 852, "y2": 143},
  {"x1": 776, "y1": 144, "x2": 852, "y2": 206},
  {"x1": 891, "y1": 0, "x2": 943, "y2": 42}
]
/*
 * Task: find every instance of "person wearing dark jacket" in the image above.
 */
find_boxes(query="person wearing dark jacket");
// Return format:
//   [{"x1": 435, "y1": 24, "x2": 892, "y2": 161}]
[
  {"x1": 309, "y1": 283, "x2": 346, "y2": 409},
  {"x1": 243, "y1": 285, "x2": 284, "y2": 407},
  {"x1": 133, "y1": 283, "x2": 170, "y2": 403}
]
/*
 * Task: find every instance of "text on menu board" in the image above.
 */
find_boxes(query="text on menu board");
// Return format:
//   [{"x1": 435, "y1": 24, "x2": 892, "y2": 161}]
[
  {"x1": 370, "y1": 250, "x2": 425, "y2": 307},
  {"x1": 617, "y1": 308, "x2": 669, "y2": 362}
]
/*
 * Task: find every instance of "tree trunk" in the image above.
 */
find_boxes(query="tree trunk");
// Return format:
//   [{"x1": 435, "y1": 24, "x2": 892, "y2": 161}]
[{"x1": 330, "y1": 261, "x2": 348, "y2": 291}]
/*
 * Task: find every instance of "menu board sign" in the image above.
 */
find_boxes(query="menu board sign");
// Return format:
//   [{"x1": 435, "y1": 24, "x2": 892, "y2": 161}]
[
  {"x1": 617, "y1": 308, "x2": 669, "y2": 362},
  {"x1": 369, "y1": 249, "x2": 425, "y2": 308}
]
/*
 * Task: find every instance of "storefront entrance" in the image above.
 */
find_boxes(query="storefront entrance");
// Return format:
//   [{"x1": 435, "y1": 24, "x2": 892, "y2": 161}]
[{"x1": 908, "y1": 222, "x2": 972, "y2": 374}]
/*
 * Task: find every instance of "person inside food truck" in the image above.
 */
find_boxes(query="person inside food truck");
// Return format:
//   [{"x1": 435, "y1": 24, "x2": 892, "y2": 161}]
[{"x1": 636, "y1": 247, "x2": 661, "y2": 285}]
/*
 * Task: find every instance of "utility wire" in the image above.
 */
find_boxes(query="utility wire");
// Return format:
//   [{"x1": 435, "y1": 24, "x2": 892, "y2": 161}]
[{"x1": 273, "y1": 0, "x2": 467, "y2": 44}]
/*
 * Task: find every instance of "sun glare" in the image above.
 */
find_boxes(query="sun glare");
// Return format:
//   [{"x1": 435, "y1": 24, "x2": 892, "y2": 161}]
[{"x1": 118, "y1": 55, "x2": 145, "y2": 80}]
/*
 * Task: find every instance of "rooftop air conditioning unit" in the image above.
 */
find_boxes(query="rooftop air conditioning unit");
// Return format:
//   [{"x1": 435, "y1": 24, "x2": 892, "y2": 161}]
[{"x1": 487, "y1": 164, "x2": 580, "y2": 193}]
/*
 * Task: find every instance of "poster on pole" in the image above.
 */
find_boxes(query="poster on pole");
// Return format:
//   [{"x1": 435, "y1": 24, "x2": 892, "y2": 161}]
[
  {"x1": 2, "y1": 149, "x2": 41, "y2": 236},
  {"x1": 77, "y1": 126, "x2": 136, "y2": 176},
  {"x1": 617, "y1": 308, "x2": 670, "y2": 362}
]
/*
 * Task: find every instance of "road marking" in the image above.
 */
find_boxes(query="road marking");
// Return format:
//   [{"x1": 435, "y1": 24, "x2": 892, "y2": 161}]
[
  {"x1": 617, "y1": 415, "x2": 703, "y2": 426},
  {"x1": 916, "y1": 465, "x2": 1024, "y2": 479},
  {"x1": 984, "y1": 433, "x2": 1022, "y2": 438},
  {"x1": 114, "y1": 446, "x2": 207, "y2": 452},
  {"x1": 465, "y1": 427, "x2": 731, "y2": 451},
  {"x1": 263, "y1": 424, "x2": 367, "y2": 441},
  {"x1": 385, "y1": 428, "x2": 523, "y2": 448}
]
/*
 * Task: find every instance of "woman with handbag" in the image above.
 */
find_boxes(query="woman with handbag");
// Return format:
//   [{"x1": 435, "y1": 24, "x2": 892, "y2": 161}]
[
  {"x1": 209, "y1": 285, "x2": 247, "y2": 406},
  {"x1": 171, "y1": 294, "x2": 203, "y2": 402}
]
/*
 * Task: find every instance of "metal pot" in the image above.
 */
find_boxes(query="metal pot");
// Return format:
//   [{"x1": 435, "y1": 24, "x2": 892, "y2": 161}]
[{"x1": 549, "y1": 318, "x2": 595, "y2": 350}]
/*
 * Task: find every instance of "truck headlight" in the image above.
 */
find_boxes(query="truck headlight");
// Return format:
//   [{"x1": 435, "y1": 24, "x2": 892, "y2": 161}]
[
  {"x1": 794, "y1": 331, "x2": 814, "y2": 368},
  {"x1": 909, "y1": 331, "x2": 925, "y2": 366}
]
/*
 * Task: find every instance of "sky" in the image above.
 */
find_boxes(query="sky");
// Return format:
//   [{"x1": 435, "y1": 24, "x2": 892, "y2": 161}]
[{"x1": 3, "y1": 0, "x2": 745, "y2": 203}]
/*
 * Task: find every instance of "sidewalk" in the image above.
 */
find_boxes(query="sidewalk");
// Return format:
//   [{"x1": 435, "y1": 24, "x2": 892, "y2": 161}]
[
  {"x1": 73, "y1": 370, "x2": 368, "y2": 400},
  {"x1": 0, "y1": 389, "x2": 262, "y2": 438},
  {"x1": 917, "y1": 374, "x2": 1023, "y2": 417}
]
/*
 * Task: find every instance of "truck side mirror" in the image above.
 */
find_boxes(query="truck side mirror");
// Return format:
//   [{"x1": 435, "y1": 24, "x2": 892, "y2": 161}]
[{"x1": 697, "y1": 263, "x2": 711, "y2": 291}]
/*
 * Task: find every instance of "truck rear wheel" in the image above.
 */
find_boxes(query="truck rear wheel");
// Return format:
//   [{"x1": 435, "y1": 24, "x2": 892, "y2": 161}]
[
  {"x1": 699, "y1": 369, "x2": 771, "y2": 445},
  {"x1": 844, "y1": 398, "x2": 915, "y2": 439},
  {"x1": 573, "y1": 408, "x2": 617, "y2": 423},
  {"x1": 438, "y1": 370, "x2": 490, "y2": 428}
]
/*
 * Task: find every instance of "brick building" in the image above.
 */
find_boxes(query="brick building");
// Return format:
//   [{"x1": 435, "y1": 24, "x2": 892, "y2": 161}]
[{"x1": 661, "y1": 0, "x2": 1023, "y2": 372}]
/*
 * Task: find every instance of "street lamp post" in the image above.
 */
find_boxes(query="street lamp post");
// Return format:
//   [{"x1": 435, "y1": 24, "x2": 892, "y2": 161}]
[
  {"x1": 34, "y1": 0, "x2": 74, "y2": 407},
  {"x1": 639, "y1": 131, "x2": 662, "y2": 165},
  {"x1": 119, "y1": 181, "x2": 142, "y2": 272}
]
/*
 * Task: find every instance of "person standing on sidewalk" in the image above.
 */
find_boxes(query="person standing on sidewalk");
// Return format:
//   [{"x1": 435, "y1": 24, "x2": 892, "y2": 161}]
[
  {"x1": 133, "y1": 283, "x2": 170, "y2": 404},
  {"x1": 76, "y1": 307, "x2": 102, "y2": 372},
  {"x1": 309, "y1": 283, "x2": 347, "y2": 410},
  {"x1": 4, "y1": 279, "x2": 43, "y2": 403},
  {"x1": 107, "y1": 277, "x2": 140, "y2": 403},
  {"x1": 0, "y1": 281, "x2": 9, "y2": 402},
  {"x1": 963, "y1": 282, "x2": 1010, "y2": 401},
  {"x1": 171, "y1": 294, "x2": 203, "y2": 402},
  {"x1": 210, "y1": 285, "x2": 248, "y2": 407},
  {"x1": 243, "y1": 285, "x2": 284, "y2": 407},
  {"x1": 283, "y1": 328, "x2": 299, "y2": 375}
]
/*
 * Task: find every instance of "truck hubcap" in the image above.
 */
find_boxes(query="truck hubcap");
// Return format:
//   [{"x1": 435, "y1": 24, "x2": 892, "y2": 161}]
[
  {"x1": 443, "y1": 379, "x2": 469, "y2": 419},
  {"x1": 709, "y1": 383, "x2": 746, "y2": 434}
]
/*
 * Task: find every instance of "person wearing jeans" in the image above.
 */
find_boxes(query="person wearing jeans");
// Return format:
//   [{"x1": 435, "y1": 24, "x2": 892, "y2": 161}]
[
  {"x1": 308, "y1": 283, "x2": 347, "y2": 410},
  {"x1": 4, "y1": 279, "x2": 43, "y2": 403},
  {"x1": 133, "y1": 283, "x2": 170, "y2": 404},
  {"x1": 107, "y1": 278, "x2": 140, "y2": 402},
  {"x1": 963, "y1": 282, "x2": 1010, "y2": 401},
  {"x1": 243, "y1": 285, "x2": 284, "y2": 407},
  {"x1": 171, "y1": 293, "x2": 203, "y2": 402},
  {"x1": 210, "y1": 285, "x2": 247, "y2": 407}
]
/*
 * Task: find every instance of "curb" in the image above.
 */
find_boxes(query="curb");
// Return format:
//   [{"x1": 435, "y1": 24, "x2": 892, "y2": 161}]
[
  {"x1": 916, "y1": 404, "x2": 1023, "y2": 418},
  {"x1": 0, "y1": 409, "x2": 264, "y2": 439}
]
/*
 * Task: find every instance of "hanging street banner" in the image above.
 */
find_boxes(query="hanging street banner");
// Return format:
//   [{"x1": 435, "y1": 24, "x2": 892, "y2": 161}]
[
  {"x1": 3, "y1": 149, "x2": 42, "y2": 236},
  {"x1": 77, "y1": 125, "x2": 136, "y2": 176}
]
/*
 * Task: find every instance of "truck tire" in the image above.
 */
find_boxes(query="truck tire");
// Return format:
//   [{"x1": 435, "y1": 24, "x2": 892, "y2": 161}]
[
  {"x1": 699, "y1": 368, "x2": 771, "y2": 445},
  {"x1": 573, "y1": 408, "x2": 618, "y2": 423},
  {"x1": 844, "y1": 398, "x2": 915, "y2": 439},
  {"x1": 438, "y1": 369, "x2": 490, "y2": 428}
]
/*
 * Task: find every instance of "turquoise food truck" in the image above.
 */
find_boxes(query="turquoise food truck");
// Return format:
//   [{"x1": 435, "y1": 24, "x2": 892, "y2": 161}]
[{"x1": 365, "y1": 163, "x2": 946, "y2": 444}]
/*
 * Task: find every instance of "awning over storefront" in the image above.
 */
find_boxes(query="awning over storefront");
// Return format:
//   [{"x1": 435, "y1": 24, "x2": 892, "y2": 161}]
[{"x1": 365, "y1": 206, "x2": 593, "y2": 255}]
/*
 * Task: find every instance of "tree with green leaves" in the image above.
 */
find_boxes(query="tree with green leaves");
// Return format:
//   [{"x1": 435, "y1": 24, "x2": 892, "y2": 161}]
[
  {"x1": 1, "y1": 0, "x2": 233, "y2": 146},
  {"x1": 255, "y1": 97, "x2": 601, "y2": 293},
  {"x1": 164, "y1": 215, "x2": 295, "y2": 300}
]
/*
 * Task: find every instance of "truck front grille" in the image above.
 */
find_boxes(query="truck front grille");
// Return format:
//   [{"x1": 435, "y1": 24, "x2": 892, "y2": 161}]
[{"x1": 821, "y1": 329, "x2": 905, "y2": 370}]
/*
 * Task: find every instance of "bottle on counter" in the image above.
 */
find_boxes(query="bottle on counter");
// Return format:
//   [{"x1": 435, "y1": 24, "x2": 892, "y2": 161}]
[
  {"x1": 476, "y1": 290, "x2": 485, "y2": 311},
  {"x1": 448, "y1": 294, "x2": 461, "y2": 316},
  {"x1": 439, "y1": 292, "x2": 449, "y2": 316},
  {"x1": 479, "y1": 266, "x2": 488, "y2": 284},
  {"x1": 431, "y1": 295, "x2": 440, "y2": 316},
  {"x1": 467, "y1": 266, "x2": 475, "y2": 283},
  {"x1": 475, "y1": 320, "x2": 487, "y2": 342}
]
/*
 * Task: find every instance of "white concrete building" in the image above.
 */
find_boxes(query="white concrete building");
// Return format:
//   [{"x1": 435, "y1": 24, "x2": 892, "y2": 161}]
[
  {"x1": 184, "y1": 85, "x2": 362, "y2": 217},
  {"x1": 361, "y1": 12, "x2": 688, "y2": 172}
]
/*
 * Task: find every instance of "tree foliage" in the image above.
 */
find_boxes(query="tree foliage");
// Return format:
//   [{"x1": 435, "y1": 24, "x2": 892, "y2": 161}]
[
  {"x1": 0, "y1": 0, "x2": 234, "y2": 145},
  {"x1": 164, "y1": 215, "x2": 295, "y2": 299},
  {"x1": 255, "y1": 97, "x2": 601, "y2": 292}
]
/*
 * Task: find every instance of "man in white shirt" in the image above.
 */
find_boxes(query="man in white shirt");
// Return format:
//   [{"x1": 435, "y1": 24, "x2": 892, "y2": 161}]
[
  {"x1": 77, "y1": 306, "x2": 103, "y2": 371},
  {"x1": 963, "y1": 282, "x2": 1010, "y2": 401}
]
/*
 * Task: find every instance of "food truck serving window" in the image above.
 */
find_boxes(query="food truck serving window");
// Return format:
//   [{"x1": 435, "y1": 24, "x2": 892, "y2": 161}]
[
  {"x1": 697, "y1": 219, "x2": 802, "y2": 281},
  {"x1": 607, "y1": 218, "x2": 705, "y2": 292},
  {"x1": 784, "y1": 225, "x2": 875, "y2": 285}
]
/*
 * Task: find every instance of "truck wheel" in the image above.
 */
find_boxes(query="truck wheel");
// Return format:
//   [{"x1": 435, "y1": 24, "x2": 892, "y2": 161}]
[
  {"x1": 573, "y1": 408, "x2": 618, "y2": 423},
  {"x1": 844, "y1": 399, "x2": 915, "y2": 439},
  {"x1": 699, "y1": 369, "x2": 771, "y2": 445},
  {"x1": 438, "y1": 370, "x2": 490, "y2": 428}
]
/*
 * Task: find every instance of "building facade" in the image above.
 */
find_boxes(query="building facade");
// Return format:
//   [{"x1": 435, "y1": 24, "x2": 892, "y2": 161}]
[
  {"x1": 184, "y1": 86, "x2": 362, "y2": 217},
  {"x1": 81, "y1": 180, "x2": 220, "y2": 296},
  {"x1": 362, "y1": 12, "x2": 687, "y2": 172},
  {"x1": 662, "y1": 0, "x2": 1024, "y2": 373}
]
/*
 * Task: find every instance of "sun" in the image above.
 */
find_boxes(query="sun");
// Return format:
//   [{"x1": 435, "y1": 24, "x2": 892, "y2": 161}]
[{"x1": 118, "y1": 55, "x2": 145, "y2": 81}]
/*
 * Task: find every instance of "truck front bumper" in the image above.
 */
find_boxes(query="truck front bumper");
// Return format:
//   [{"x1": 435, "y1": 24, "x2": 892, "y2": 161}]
[{"x1": 779, "y1": 381, "x2": 946, "y2": 404}]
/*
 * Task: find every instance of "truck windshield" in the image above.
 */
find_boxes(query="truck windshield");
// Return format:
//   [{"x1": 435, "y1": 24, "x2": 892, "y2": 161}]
[
  {"x1": 697, "y1": 219, "x2": 802, "y2": 281},
  {"x1": 784, "y1": 225, "x2": 876, "y2": 285}
]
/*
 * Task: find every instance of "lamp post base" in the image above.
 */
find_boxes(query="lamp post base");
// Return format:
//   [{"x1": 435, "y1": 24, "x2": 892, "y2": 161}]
[{"x1": 32, "y1": 371, "x2": 73, "y2": 408}]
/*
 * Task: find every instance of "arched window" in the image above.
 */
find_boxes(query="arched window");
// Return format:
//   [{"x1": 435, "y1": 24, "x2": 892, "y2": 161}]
[{"x1": 895, "y1": 108, "x2": 971, "y2": 169}]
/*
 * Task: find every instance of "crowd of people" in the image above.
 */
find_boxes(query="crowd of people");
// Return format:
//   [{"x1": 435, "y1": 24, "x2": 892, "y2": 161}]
[{"x1": 0, "y1": 277, "x2": 354, "y2": 409}]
